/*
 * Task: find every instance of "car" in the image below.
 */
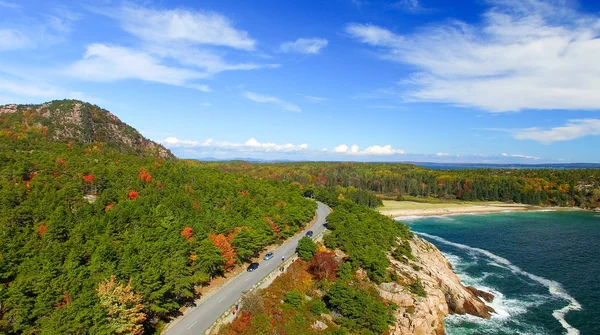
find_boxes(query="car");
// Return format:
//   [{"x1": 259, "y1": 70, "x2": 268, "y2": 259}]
[
  {"x1": 247, "y1": 262, "x2": 259, "y2": 272},
  {"x1": 264, "y1": 252, "x2": 274, "y2": 260},
  {"x1": 305, "y1": 230, "x2": 314, "y2": 237}
]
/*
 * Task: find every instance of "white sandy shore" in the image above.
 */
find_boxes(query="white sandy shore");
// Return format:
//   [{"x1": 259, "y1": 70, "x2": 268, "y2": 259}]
[{"x1": 379, "y1": 203, "x2": 579, "y2": 219}]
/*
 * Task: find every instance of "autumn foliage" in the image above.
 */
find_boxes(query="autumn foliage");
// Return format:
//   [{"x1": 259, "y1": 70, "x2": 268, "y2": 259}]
[
  {"x1": 138, "y1": 167, "x2": 152, "y2": 183},
  {"x1": 128, "y1": 190, "x2": 138, "y2": 200},
  {"x1": 97, "y1": 275, "x2": 146, "y2": 335},
  {"x1": 180, "y1": 227, "x2": 194, "y2": 241},
  {"x1": 105, "y1": 202, "x2": 115, "y2": 212},
  {"x1": 209, "y1": 234, "x2": 236, "y2": 270},
  {"x1": 308, "y1": 251, "x2": 339, "y2": 281},
  {"x1": 37, "y1": 224, "x2": 48, "y2": 236},
  {"x1": 83, "y1": 174, "x2": 96, "y2": 184},
  {"x1": 264, "y1": 217, "x2": 280, "y2": 237}
]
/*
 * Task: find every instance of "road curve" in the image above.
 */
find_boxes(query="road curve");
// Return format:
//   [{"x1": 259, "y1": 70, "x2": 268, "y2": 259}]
[{"x1": 164, "y1": 201, "x2": 331, "y2": 335}]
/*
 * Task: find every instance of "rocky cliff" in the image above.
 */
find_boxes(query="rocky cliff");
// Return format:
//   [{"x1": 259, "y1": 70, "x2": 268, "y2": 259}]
[
  {"x1": 0, "y1": 100, "x2": 173, "y2": 159},
  {"x1": 379, "y1": 236, "x2": 495, "y2": 335}
]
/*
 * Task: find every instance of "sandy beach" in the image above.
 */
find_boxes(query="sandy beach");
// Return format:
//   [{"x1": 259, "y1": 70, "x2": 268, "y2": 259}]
[{"x1": 378, "y1": 200, "x2": 577, "y2": 218}]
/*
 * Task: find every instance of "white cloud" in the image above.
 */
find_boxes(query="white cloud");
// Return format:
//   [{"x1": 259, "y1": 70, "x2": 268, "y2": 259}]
[
  {"x1": 436, "y1": 152, "x2": 450, "y2": 157},
  {"x1": 66, "y1": 5, "x2": 275, "y2": 88},
  {"x1": 333, "y1": 144, "x2": 405, "y2": 155},
  {"x1": 0, "y1": 29, "x2": 31, "y2": 51},
  {"x1": 502, "y1": 153, "x2": 509, "y2": 156},
  {"x1": 280, "y1": 38, "x2": 328, "y2": 54},
  {"x1": 244, "y1": 91, "x2": 301, "y2": 112},
  {"x1": 511, "y1": 154, "x2": 540, "y2": 160},
  {"x1": 69, "y1": 44, "x2": 206, "y2": 86},
  {"x1": 346, "y1": 0, "x2": 600, "y2": 112},
  {"x1": 297, "y1": 94, "x2": 327, "y2": 102},
  {"x1": 513, "y1": 119, "x2": 600, "y2": 144},
  {"x1": 120, "y1": 5, "x2": 255, "y2": 50},
  {"x1": 162, "y1": 137, "x2": 309, "y2": 153}
]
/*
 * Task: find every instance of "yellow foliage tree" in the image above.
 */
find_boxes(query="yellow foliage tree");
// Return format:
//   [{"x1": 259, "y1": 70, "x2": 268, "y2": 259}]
[{"x1": 97, "y1": 275, "x2": 146, "y2": 335}]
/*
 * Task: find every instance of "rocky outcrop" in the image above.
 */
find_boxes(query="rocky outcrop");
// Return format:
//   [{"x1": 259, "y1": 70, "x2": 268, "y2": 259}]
[
  {"x1": 379, "y1": 236, "x2": 495, "y2": 335},
  {"x1": 0, "y1": 100, "x2": 173, "y2": 159}
]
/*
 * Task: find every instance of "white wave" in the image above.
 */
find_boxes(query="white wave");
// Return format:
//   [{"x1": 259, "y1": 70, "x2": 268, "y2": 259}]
[
  {"x1": 417, "y1": 232, "x2": 583, "y2": 335},
  {"x1": 393, "y1": 215, "x2": 425, "y2": 222}
]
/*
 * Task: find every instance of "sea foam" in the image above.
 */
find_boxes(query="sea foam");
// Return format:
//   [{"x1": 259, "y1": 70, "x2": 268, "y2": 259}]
[{"x1": 417, "y1": 232, "x2": 582, "y2": 335}]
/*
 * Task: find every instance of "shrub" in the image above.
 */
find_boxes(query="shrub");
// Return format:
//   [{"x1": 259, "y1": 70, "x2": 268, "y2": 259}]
[
  {"x1": 310, "y1": 299, "x2": 328, "y2": 314},
  {"x1": 297, "y1": 237, "x2": 317, "y2": 261},
  {"x1": 392, "y1": 239, "x2": 415, "y2": 262},
  {"x1": 241, "y1": 291, "x2": 264, "y2": 315},
  {"x1": 409, "y1": 278, "x2": 427, "y2": 297},
  {"x1": 309, "y1": 251, "x2": 338, "y2": 281},
  {"x1": 284, "y1": 291, "x2": 303, "y2": 307}
]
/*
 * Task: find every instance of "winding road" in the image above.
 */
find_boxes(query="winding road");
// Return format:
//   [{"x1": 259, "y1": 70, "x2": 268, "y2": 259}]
[{"x1": 164, "y1": 201, "x2": 331, "y2": 335}]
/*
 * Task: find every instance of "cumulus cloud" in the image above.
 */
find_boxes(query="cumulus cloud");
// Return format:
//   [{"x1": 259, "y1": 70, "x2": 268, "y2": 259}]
[
  {"x1": 513, "y1": 119, "x2": 600, "y2": 144},
  {"x1": 280, "y1": 38, "x2": 328, "y2": 54},
  {"x1": 393, "y1": 0, "x2": 430, "y2": 13},
  {"x1": 333, "y1": 144, "x2": 405, "y2": 155},
  {"x1": 67, "y1": 5, "x2": 275, "y2": 87},
  {"x1": 244, "y1": 91, "x2": 301, "y2": 112},
  {"x1": 162, "y1": 137, "x2": 309, "y2": 153},
  {"x1": 436, "y1": 152, "x2": 450, "y2": 157},
  {"x1": 346, "y1": 0, "x2": 600, "y2": 112},
  {"x1": 69, "y1": 44, "x2": 206, "y2": 86}
]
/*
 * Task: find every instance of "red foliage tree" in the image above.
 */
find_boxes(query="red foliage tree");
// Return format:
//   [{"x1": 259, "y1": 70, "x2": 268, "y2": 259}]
[
  {"x1": 209, "y1": 234, "x2": 237, "y2": 270},
  {"x1": 128, "y1": 190, "x2": 138, "y2": 200},
  {"x1": 180, "y1": 227, "x2": 194, "y2": 241},
  {"x1": 138, "y1": 167, "x2": 152, "y2": 183},
  {"x1": 308, "y1": 251, "x2": 339, "y2": 281},
  {"x1": 264, "y1": 217, "x2": 280, "y2": 237},
  {"x1": 55, "y1": 158, "x2": 66, "y2": 166},
  {"x1": 83, "y1": 174, "x2": 96, "y2": 184}
]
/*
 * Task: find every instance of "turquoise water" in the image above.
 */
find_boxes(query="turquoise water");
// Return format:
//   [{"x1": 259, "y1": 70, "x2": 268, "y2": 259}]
[{"x1": 400, "y1": 211, "x2": 600, "y2": 335}]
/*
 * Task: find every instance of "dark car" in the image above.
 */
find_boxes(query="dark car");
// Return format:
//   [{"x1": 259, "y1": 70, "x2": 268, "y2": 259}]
[
  {"x1": 264, "y1": 252, "x2": 274, "y2": 260},
  {"x1": 305, "y1": 230, "x2": 314, "y2": 237},
  {"x1": 247, "y1": 262, "x2": 259, "y2": 272}
]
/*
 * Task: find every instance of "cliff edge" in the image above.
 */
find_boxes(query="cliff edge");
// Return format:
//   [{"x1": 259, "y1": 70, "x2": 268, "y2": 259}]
[{"x1": 380, "y1": 236, "x2": 495, "y2": 335}]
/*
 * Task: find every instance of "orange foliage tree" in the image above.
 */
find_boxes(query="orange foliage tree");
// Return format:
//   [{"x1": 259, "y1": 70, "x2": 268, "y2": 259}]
[
  {"x1": 180, "y1": 227, "x2": 194, "y2": 241},
  {"x1": 138, "y1": 167, "x2": 152, "y2": 183},
  {"x1": 308, "y1": 251, "x2": 339, "y2": 281},
  {"x1": 97, "y1": 275, "x2": 146, "y2": 335},
  {"x1": 209, "y1": 234, "x2": 236, "y2": 270},
  {"x1": 264, "y1": 217, "x2": 280, "y2": 237},
  {"x1": 37, "y1": 224, "x2": 48, "y2": 236}
]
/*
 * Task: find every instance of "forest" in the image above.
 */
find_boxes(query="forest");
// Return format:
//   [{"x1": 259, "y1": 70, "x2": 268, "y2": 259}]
[
  {"x1": 0, "y1": 134, "x2": 316, "y2": 334},
  {"x1": 204, "y1": 162, "x2": 600, "y2": 208}
]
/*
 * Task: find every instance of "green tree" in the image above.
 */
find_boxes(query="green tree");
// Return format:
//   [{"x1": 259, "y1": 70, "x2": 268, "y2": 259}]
[{"x1": 297, "y1": 237, "x2": 317, "y2": 261}]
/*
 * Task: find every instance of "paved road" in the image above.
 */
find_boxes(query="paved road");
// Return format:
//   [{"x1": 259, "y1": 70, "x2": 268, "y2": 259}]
[{"x1": 164, "y1": 201, "x2": 331, "y2": 335}]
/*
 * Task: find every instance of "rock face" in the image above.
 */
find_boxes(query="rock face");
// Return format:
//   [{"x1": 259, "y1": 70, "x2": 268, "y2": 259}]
[
  {"x1": 0, "y1": 100, "x2": 173, "y2": 159},
  {"x1": 379, "y1": 236, "x2": 495, "y2": 335}
]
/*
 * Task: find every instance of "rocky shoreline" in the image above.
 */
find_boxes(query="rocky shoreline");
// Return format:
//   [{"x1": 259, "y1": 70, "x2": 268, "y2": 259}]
[{"x1": 379, "y1": 236, "x2": 495, "y2": 335}]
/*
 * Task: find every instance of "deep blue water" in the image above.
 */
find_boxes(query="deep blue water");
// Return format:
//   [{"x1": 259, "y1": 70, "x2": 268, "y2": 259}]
[{"x1": 400, "y1": 211, "x2": 600, "y2": 335}]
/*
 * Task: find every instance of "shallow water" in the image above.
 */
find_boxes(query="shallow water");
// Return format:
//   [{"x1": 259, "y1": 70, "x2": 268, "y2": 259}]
[{"x1": 401, "y1": 211, "x2": 600, "y2": 335}]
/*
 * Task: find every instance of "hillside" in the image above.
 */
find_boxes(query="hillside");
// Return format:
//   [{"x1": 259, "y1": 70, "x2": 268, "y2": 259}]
[
  {"x1": 0, "y1": 101, "x2": 317, "y2": 334},
  {"x1": 0, "y1": 100, "x2": 173, "y2": 159}
]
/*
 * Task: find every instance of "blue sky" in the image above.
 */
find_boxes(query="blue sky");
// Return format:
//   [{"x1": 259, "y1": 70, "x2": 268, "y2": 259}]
[{"x1": 2, "y1": 0, "x2": 600, "y2": 163}]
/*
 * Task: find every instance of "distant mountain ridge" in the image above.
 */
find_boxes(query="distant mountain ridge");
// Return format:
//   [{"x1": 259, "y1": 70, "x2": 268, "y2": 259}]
[{"x1": 0, "y1": 99, "x2": 173, "y2": 158}]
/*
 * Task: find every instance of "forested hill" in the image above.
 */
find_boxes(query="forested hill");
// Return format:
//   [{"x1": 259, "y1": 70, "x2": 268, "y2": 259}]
[
  {"x1": 0, "y1": 102, "x2": 317, "y2": 334},
  {"x1": 204, "y1": 162, "x2": 600, "y2": 209},
  {"x1": 0, "y1": 100, "x2": 173, "y2": 159}
]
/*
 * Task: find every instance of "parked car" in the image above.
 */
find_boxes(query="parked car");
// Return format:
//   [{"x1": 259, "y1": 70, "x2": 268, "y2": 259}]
[
  {"x1": 305, "y1": 230, "x2": 314, "y2": 237},
  {"x1": 247, "y1": 262, "x2": 259, "y2": 272},
  {"x1": 264, "y1": 252, "x2": 274, "y2": 260}
]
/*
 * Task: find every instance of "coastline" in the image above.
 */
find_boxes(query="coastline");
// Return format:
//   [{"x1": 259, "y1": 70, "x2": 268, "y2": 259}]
[{"x1": 378, "y1": 201, "x2": 581, "y2": 219}]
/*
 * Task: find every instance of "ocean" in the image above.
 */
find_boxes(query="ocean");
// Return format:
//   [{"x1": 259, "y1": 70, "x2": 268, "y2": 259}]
[{"x1": 398, "y1": 211, "x2": 600, "y2": 335}]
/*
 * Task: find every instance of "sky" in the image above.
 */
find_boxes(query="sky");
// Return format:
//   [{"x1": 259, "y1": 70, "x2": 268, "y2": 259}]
[{"x1": 2, "y1": 0, "x2": 600, "y2": 163}]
